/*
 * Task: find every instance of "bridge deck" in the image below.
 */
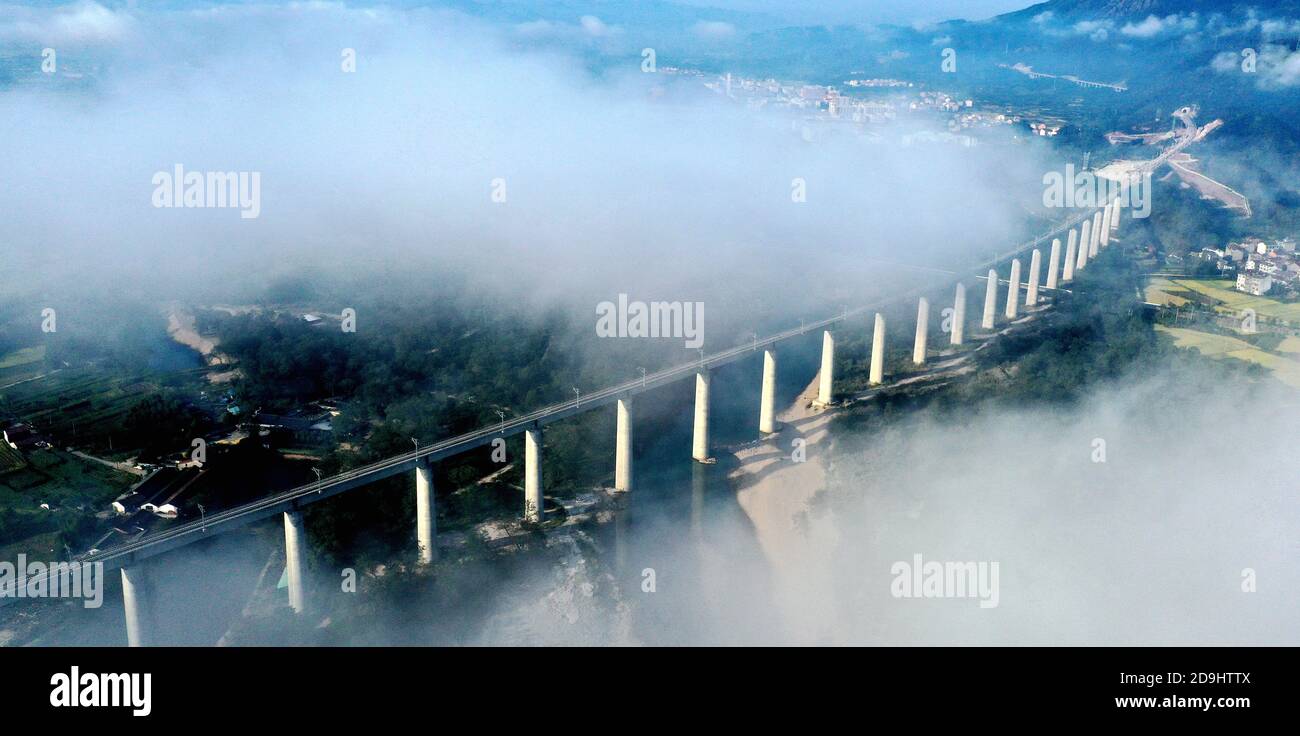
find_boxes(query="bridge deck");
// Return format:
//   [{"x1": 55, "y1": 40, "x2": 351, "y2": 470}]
[{"x1": 1, "y1": 205, "x2": 1108, "y2": 600}]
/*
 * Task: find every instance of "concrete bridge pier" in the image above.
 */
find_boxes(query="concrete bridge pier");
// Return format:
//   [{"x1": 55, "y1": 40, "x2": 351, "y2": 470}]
[
  {"x1": 1063, "y1": 234, "x2": 1077, "y2": 282},
  {"x1": 1066, "y1": 229, "x2": 1078, "y2": 275},
  {"x1": 1046, "y1": 238, "x2": 1061, "y2": 290},
  {"x1": 815, "y1": 330, "x2": 835, "y2": 406},
  {"x1": 870, "y1": 313, "x2": 886, "y2": 385},
  {"x1": 283, "y1": 510, "x2": 307, "y2": 613},
  {"x1": 1100, "y1": 204, "x2": 1112, "y2": 247},
  {"x1": 415, "y1": 459, "x2": 438, "y2": 563},
  {"x1": 951, "y1": 283, "x2": 966, "y2": 345},
  {"x1": 1005, "y1": 258, "x2": 1021, "y2": 319},
  {"x1": 1111, "y1": 201, "x2": 1121, "y2": 233},
  {"x1": 692, "y1": 370, "x2": 711, "y2": 461},
  {"x1": 120, "y1": 565, "x2": 154, "y2": 647},
  {"x1": 1026, "y1": 249, "x2": 1042, "y2": 306},
  {"x1": 1089, "y1": 211, "x2": 1102, "y2": 257},
  {"x1": 981, "y1": 269, "x2": 998, "y2": 330},
  {"x1": 912, "y1": 298, "x2": 928, "y2": 365},
  {"x1": 758, "y1": 349, "x2": 777, "y2": 435},
  {"x1": 525, "y1": 426, "x2": 543, "y2": 521},
  {"x1": 1077, "y1": 220, "x2": 1091, "y2": 271},
  {"x1": 615, "y1": 397, "x2": 633, "y2": 491}
]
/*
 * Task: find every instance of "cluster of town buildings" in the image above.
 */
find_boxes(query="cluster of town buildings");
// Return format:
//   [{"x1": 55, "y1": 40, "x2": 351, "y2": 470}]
[
  {"x1": 248, "y1": 409, "x2": 335, "y2": 446},
  {"x1": 1199, "y1": 237, "x2": 1299, "y2": 296},
  {"x1": 685, "y1": 70, "x2": 901, "y2": 123},
  {"x1": 666, "y1": 67, "x2": 1064, "y2": 139},
  {"x1": 916, "y1": 91, "x2": 1063, "y2": 138},
  {"x1": 843, "y1": 78, "x2": 912, "y2": 88},
  {"x1": 2, "y1": 392, "x2": 335, "y2": 481}
]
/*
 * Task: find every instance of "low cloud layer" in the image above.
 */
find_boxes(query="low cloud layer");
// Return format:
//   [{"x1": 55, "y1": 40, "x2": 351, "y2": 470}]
[
  {"x1": 1212, "y1": 43, "x2": 1300, "y2": 89},
  {"x1": 0, "y1": 0, "x2": 135, "y2": 45},
  {"x1": 4, "y1": 2, "x2": 1296, "y2": 647},
  {"x1": 1, "y1": 1, "x2": 1052, "y2": 330},
  {"x1": 812, "y1": 367, "x2": 1300, "y2": 644},
  {"x1": 479, "y1": 362, "x2": 1300, "y2": 645},
  {"x1": 1121, "y1": 13, "x2": 1199, "y2": 39}
]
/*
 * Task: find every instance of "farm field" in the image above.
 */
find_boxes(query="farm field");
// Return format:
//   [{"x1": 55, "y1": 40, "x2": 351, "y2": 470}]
[
  {"x1": 1277, "y1": 336, "x2": 1300, "y2": 355},
  {"x1": 0, "y1": 364, "x2": 209, "y2": 456},
  {"x1": 0, "y1": 370, "x2": 147, "y2": 453},
  {"x1": 0, "y1": 346, "x2": 50, "y2": 390},
  {"x1": 0, "y1": 448, "x2": 137, "y2": 562},
  {"x1": 0, "y1": 345, "x2": 44, "y2": 370},
  {"x1": 0, "y1": 530, "x2": 63, "y2": 568},
  {"x1": 1157, "y1": 325, "x2": 1300, "y2": 388},
  {"x1": 1144, "y1": 276, "x2": 1191, "y2": 307},
  {"x1": 0, "y1": 441, "x2": 25, "y2": 473},
  {"x1": 0, "y1": 448, "x2": 136, "y2": 510},
  {"x1": 1153, "y1": 278, "x2": 1300, "y2": 323}
]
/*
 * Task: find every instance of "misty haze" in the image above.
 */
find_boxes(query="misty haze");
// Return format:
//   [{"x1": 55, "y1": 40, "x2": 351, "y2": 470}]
[{"x1": 1, "y1": 0, "x2": 1297, "y2": 664}]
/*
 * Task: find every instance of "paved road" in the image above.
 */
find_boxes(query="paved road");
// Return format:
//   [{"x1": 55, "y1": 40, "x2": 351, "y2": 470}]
[{"x1": 70, "y1": 450, "x2": 148, "y2": 478}]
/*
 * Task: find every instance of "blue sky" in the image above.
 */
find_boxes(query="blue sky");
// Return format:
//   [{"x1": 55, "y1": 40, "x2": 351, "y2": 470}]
[
  {"x1": 7, "y1": 1, "x2": 1040, "y2": 29},
  {"x1": 668, "y1": 0, "x2": 1036, "y2": 25}
]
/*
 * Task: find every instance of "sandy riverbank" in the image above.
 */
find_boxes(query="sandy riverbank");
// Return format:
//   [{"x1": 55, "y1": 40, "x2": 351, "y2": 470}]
[
  {"x1": 166, "y1": 308, "x2": 240, "y2": 382},
  {"x1": 725, "y1": 318, "x2": 1027, "y2": 642},
  {"x1": 730, "y1": 373, "x2": 841, "y2": 643},
  {"x1": 166, "y1": 310, "x2": 219, "y2": 358}
]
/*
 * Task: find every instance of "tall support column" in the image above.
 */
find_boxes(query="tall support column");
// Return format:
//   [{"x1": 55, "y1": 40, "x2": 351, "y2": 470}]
[
  {"x1": 120, "y1": 566, "x2": 153, "y2": 648},
  {"x1": 981, "y1": 268, "x2": 998, "y2": 330},
  {"x1": 1005, "y1": 258, "x2": 1021, "y2": 319},
  {"x1": 912, "y1": 298, "x2": 929, "y2": 366},
  {"x1": 816, "y1": 330, "x2": 835, "y2": 406},
  {"x1": 1111, "y1": 200, "x2": 1121, "y2": 233},
  {"x1": 1046, "y1": 238, "x2": 1061, "y2": 290},
  {"x1": 283, "y1": 510, "x2": 306, "y2": 613},
  {"x1": 1089, "y1": 211, "x2": 1102, "y2": 257},
  {"x1": 415, "y1": 460, "x2": 437, "y2": 563},
  {"x1": 1063, "y1": 234, "x2": 1077, "y2": 282},
  {"x1": 1100, "y1": 204, "x2": 1111, "y2": 247},
  {"x1": 1076, "y1": 220, "x2": 1091, "y2": 271},
  {"x1": 758, "y1": 350, "x2": 777, "y2": 434},
  {"x1": 1026, "y1": 248, "x2": 1042, "y2": 306},
  {"x1": 870, "y1": 313, "x2": 886, "y2": 385},
  {"x1": 951, "y1": 283, "x2": 966, "y2": 346},
  {"x1": 692, "y1": 370, "x2": 711, "y2": 460},
  {"x1": 615, "y1": 398, "x2": 633, "y2": 491},
  {"x1": 525, "y1": 426, "x2": 543, "y2": 521}
]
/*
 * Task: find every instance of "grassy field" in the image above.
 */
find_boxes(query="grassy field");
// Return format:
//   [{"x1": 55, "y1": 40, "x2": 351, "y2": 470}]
[
  {"x1": 0, "y1": 530, "x2": 63, "y2": 566},
  {"x1": 1156, "y1": 325, "x2": 1251, "y2": 356},
  {"x1": 1152, "y1": 278, "x2": 1300, "y2": 323},
  {"x1": 0, "y1": 363, "x2": 214, "y2": 455},
  {"x1": 0, "y1": 448, "x2": 137, "y2": 562},
  {"x1": 0, "y1": 346, "x2": 49, "y2": 390},
  {"x1": 1144, "y1": 277, "x2": 1192, "y2": 307},
  {"x1": 1277, "y1": 336, "x2": 1300, "y2": 355},
  {"x1": 0, "y1": 441, "x2": 25, "y2": 473},
  {"x1": 1157, "y1": 325, "x2": 1300, "y2": 388},
  {"x1": 0, "y1": 369, "x2": 153, "y2": 455},
  {"x1": 0, "y1": 345, "x2": 45, "y2": 370},
  {"x1": 0, "y1": 448, "x2": 136, "y2": 510}
]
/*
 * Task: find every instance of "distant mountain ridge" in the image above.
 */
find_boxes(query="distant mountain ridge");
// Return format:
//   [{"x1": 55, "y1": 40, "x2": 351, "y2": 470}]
[{"x1": 1003, "y1": 0, "x2": 1300, "y2": 21}]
